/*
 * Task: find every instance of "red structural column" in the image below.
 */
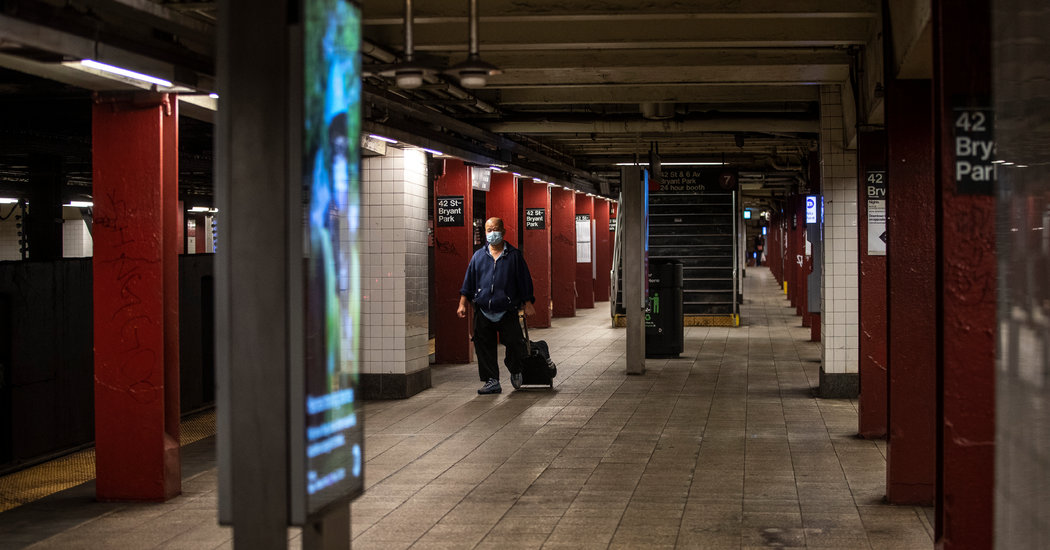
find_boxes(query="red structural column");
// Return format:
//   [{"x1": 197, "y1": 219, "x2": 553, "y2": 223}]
[
  {"x1": 551, "y1": 187, "x2": 576, "y2": 317},
  {"x1": 786, "y1": 195, "x2": 800, "y2": 308},
  {"x1": 434, "y1": 159, "x2": 474, "y2": 363},
  {"x1": 769, "y1": 211, "x2": 782, "y2": 283},
  {"x1": 575, "y1": 194, "x2": 595, "y2": 309},
  {"x1": 92, "y1": 93, "x2": 180, "y2": 501},
  {"x1": 487, "y1": 171, "x2": 518, "y2": 247},
  {"x1": 523, "y1": 180, "x2": 552, "y2": 327},
  {"x1": 594, "y1": 199, "x2": 611, "y2": 302},
  {"x1": 858, "y1": 129, "x2": 889, "y2": 439},
  {"x1": 885, "y1": 79, "x2": 937, "y2": 505},
  {"x1": 932, "y1": 1, "x2": 995, "y2": 546}
]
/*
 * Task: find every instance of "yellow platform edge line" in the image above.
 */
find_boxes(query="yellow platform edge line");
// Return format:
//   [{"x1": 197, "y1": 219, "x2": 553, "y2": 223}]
[{"x1": 0, "y1": 409, "x2": 216, "y2": 514}]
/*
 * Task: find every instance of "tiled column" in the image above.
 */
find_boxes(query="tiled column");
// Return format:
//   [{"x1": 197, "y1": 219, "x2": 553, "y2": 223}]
[
  {"x1": 575, "y1": 194, "x2": 595, "y2": 309},
  {"x1": 359, "y1": 148, "x2": 431, "y2": 398},
  {"x1": 819, "y1": 85, "x2": 860, "y2": 397}
]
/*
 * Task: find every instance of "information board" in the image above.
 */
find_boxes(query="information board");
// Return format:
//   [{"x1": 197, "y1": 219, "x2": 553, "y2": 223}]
[
  {"x1": 436, "y1": 196, "x2": 465, "y2": 227},
  {"x1": 952, "y1": 106, "x2": 996, "y2": 195},
  {"x1": 866, "y1": 170, "x2": 887, "y2": 256},
  {"x1": 299, "y1": 0, "x2": 364, "y2": 522},
  {"x1": 525, "y1": 208, "x2": 545, "y2": 229},
  {"x1": 576, "y1": 214, "x2": 591, "y2": 263}
]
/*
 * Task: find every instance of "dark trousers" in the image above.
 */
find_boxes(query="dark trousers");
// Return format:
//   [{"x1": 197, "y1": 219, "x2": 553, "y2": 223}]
[{"x1": 473, "y1": 308, "x2": 527, "y2": 382}]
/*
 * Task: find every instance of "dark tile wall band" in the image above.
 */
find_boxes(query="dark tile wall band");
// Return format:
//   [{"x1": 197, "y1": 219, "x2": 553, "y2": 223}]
[
  {"x1": 360, "y1": 368, "x2": 432, "y2": 400},
  {"x1": 819, "y1": 367, "x2": 859, "y2": 399}
]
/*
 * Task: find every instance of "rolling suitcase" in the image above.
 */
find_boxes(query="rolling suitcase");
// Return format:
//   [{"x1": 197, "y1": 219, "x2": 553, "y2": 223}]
[{"x1": 519, "y1": 314, "x2": 557, "y2": 388}]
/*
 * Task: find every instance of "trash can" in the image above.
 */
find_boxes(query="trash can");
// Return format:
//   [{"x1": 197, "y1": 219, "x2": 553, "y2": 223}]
[{"x1": 645, "y1": 259, "x2": 684, "y2": 358}]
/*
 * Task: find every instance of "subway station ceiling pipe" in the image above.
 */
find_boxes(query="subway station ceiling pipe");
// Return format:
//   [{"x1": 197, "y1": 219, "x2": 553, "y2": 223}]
[
  {"x1": 393, "y1": 0, "x2": 437, "y2": 89},
  {"x1": 447, "y1": 0, "x2": 501, "y2": 88}
]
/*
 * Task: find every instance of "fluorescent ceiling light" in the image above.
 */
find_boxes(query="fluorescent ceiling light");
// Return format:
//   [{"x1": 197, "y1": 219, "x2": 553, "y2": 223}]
[
  {"x1": 65, "y1": 201, "x2": 93, "y2": 208},
  {"x1": 992, "y1": 160, "x2": 1005, "y2": 164},
  {"x1": 511, "y1": 172, "x2": 522, "y2": 177},
  {"x1": 209, "y1": 93, "x2": 220, "y2": 99},
  {"x1": 0, "y1": 197, "x2": 18, "y2": 204},
  {"x1": 368, "y1": 134, "x2": 397, "y2": 144},
  {"x1": 420, "y1": 148, "x2": 443, "y2": 156},
  {"x1": 614, "y1": 161, "x2": 725, "y2": 166},
  {"x1": 489, "y1": 166, "x2": 505, "y2": 172},
  {"x1": 189, "y1": 206, "x2": 218, "y2": 213},
  {"x1": 78, "y1": 59, "x2": 173, "y2": 88}
]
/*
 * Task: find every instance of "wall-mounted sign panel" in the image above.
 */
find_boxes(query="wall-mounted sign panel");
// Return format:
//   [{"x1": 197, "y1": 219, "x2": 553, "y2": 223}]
[
  {"x1": 952, "y1": 106, "x2": 996, "y2": 195},
  {"x1": 436, "y1": 196, "x2": 465, "y2": 227},
  {"x1": 297, "y1": 0, "x2": 364, "y2": 523},
  {"x1": 472, "y1": 167, "x2": 491, "y2": 191},
  {"x1": 805, "y1": 196, "x2": 818, "y2": 224},
  {"x1": 576, "y1": 213, "x2": 591, "y2": 263},
  {"x1": 866, "y1": 170, "x2": 887, "y2": 255},
  {"x1": 525, "y1": 208, "x2": 545, "y2": 230}
]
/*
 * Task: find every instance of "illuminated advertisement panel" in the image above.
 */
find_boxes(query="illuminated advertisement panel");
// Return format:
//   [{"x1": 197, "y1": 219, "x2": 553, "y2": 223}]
[{"x1": 301, "y1": 0, "x2": 363, "y2": 518}]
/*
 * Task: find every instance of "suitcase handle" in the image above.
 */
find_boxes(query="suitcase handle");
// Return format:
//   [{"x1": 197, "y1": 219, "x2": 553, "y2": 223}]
[{"x1": 521, "y1": 311, "x2": 532, "y2": 354}]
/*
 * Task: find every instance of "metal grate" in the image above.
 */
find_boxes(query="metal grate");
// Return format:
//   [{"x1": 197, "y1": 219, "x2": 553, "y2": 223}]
[{"x1": 0, "y1": 409, "x2": 216, "y2": 513}]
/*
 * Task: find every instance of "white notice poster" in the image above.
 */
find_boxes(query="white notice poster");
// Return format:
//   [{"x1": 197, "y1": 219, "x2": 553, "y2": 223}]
[
  {"x1": 576, "y1": 214, "x2": 591, "y2": 263},
  {"x1": 867, "y1": 199, "x2": 887, "y2": 256}
]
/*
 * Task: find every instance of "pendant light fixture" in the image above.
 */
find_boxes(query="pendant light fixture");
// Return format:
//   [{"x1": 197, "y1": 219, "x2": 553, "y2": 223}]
[
  {"x1": 447, "y1": 0, "x2": 501, "y2": 88},
  {"x1": 392, "y1": 0, "x2": 436, "y2": 89}
]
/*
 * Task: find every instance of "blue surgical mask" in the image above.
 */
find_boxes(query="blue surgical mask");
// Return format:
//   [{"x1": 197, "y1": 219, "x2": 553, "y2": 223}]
[{"x1": 486, "y1": 231, "x2": 503, "y2": 245}]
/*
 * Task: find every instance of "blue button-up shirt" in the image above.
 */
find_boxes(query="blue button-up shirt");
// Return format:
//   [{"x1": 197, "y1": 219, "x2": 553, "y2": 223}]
[{"x1": 460, "y1": 242, "x2": 535, "y2": 315}]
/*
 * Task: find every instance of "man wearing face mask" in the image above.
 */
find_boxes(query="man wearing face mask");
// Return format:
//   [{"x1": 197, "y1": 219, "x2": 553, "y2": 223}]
[{"x1": 458, "y1": 217, "x2": 537, "y2": 394}]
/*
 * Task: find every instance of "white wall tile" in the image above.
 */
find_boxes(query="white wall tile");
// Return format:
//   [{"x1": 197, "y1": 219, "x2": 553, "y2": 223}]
[{"x1": 820, "y1": 84, "x2": 860, "y2": 376}]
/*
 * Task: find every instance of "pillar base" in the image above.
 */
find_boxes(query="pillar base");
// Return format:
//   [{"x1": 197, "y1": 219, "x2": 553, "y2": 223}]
[
  {"x1": 819, "y1": 366, "x2": 858, "y2": 398},
  {"x1": 360, "y1": 368, "x2": 431, "y2": 400}
]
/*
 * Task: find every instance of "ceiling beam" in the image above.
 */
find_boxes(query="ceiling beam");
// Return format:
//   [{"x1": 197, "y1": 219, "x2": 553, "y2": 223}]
[
  {"x1": 366, "y1": 19, "x2": 873, "y2": 52},
  {"x1": 487, "y1": 65, "x2": 849, "y2": 87},
  {"x1": 497, "y1": 85, "x2": 819, "y2": 105},
  {"x1": 482, "y1": 118, "x2": 820, "y2": 134},
  {"x1": 361, "y1": 0, "x2": 880, "y2": 21}
]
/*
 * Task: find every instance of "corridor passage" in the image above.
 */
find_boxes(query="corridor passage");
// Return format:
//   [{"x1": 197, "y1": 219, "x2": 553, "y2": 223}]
[
  {"x1": 0, "y1": 268, "x2": 934, "y2": 549},
  {"x1": 351, "y1": 267, "x2": 932, "y2": 549}
]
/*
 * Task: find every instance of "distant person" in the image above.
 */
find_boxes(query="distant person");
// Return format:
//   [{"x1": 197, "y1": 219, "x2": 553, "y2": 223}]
[{"x1": 457, "y1": 217, "x2": 536, "y2": 394}]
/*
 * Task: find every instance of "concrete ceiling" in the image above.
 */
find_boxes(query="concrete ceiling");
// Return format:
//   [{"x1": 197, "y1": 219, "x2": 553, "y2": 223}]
[
  {"x1": 0, "y1": 0, "x2": 909, "y2": 197},
  {"x1": 360, "y1": 0, "x2": 879, "y2": 190}
]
